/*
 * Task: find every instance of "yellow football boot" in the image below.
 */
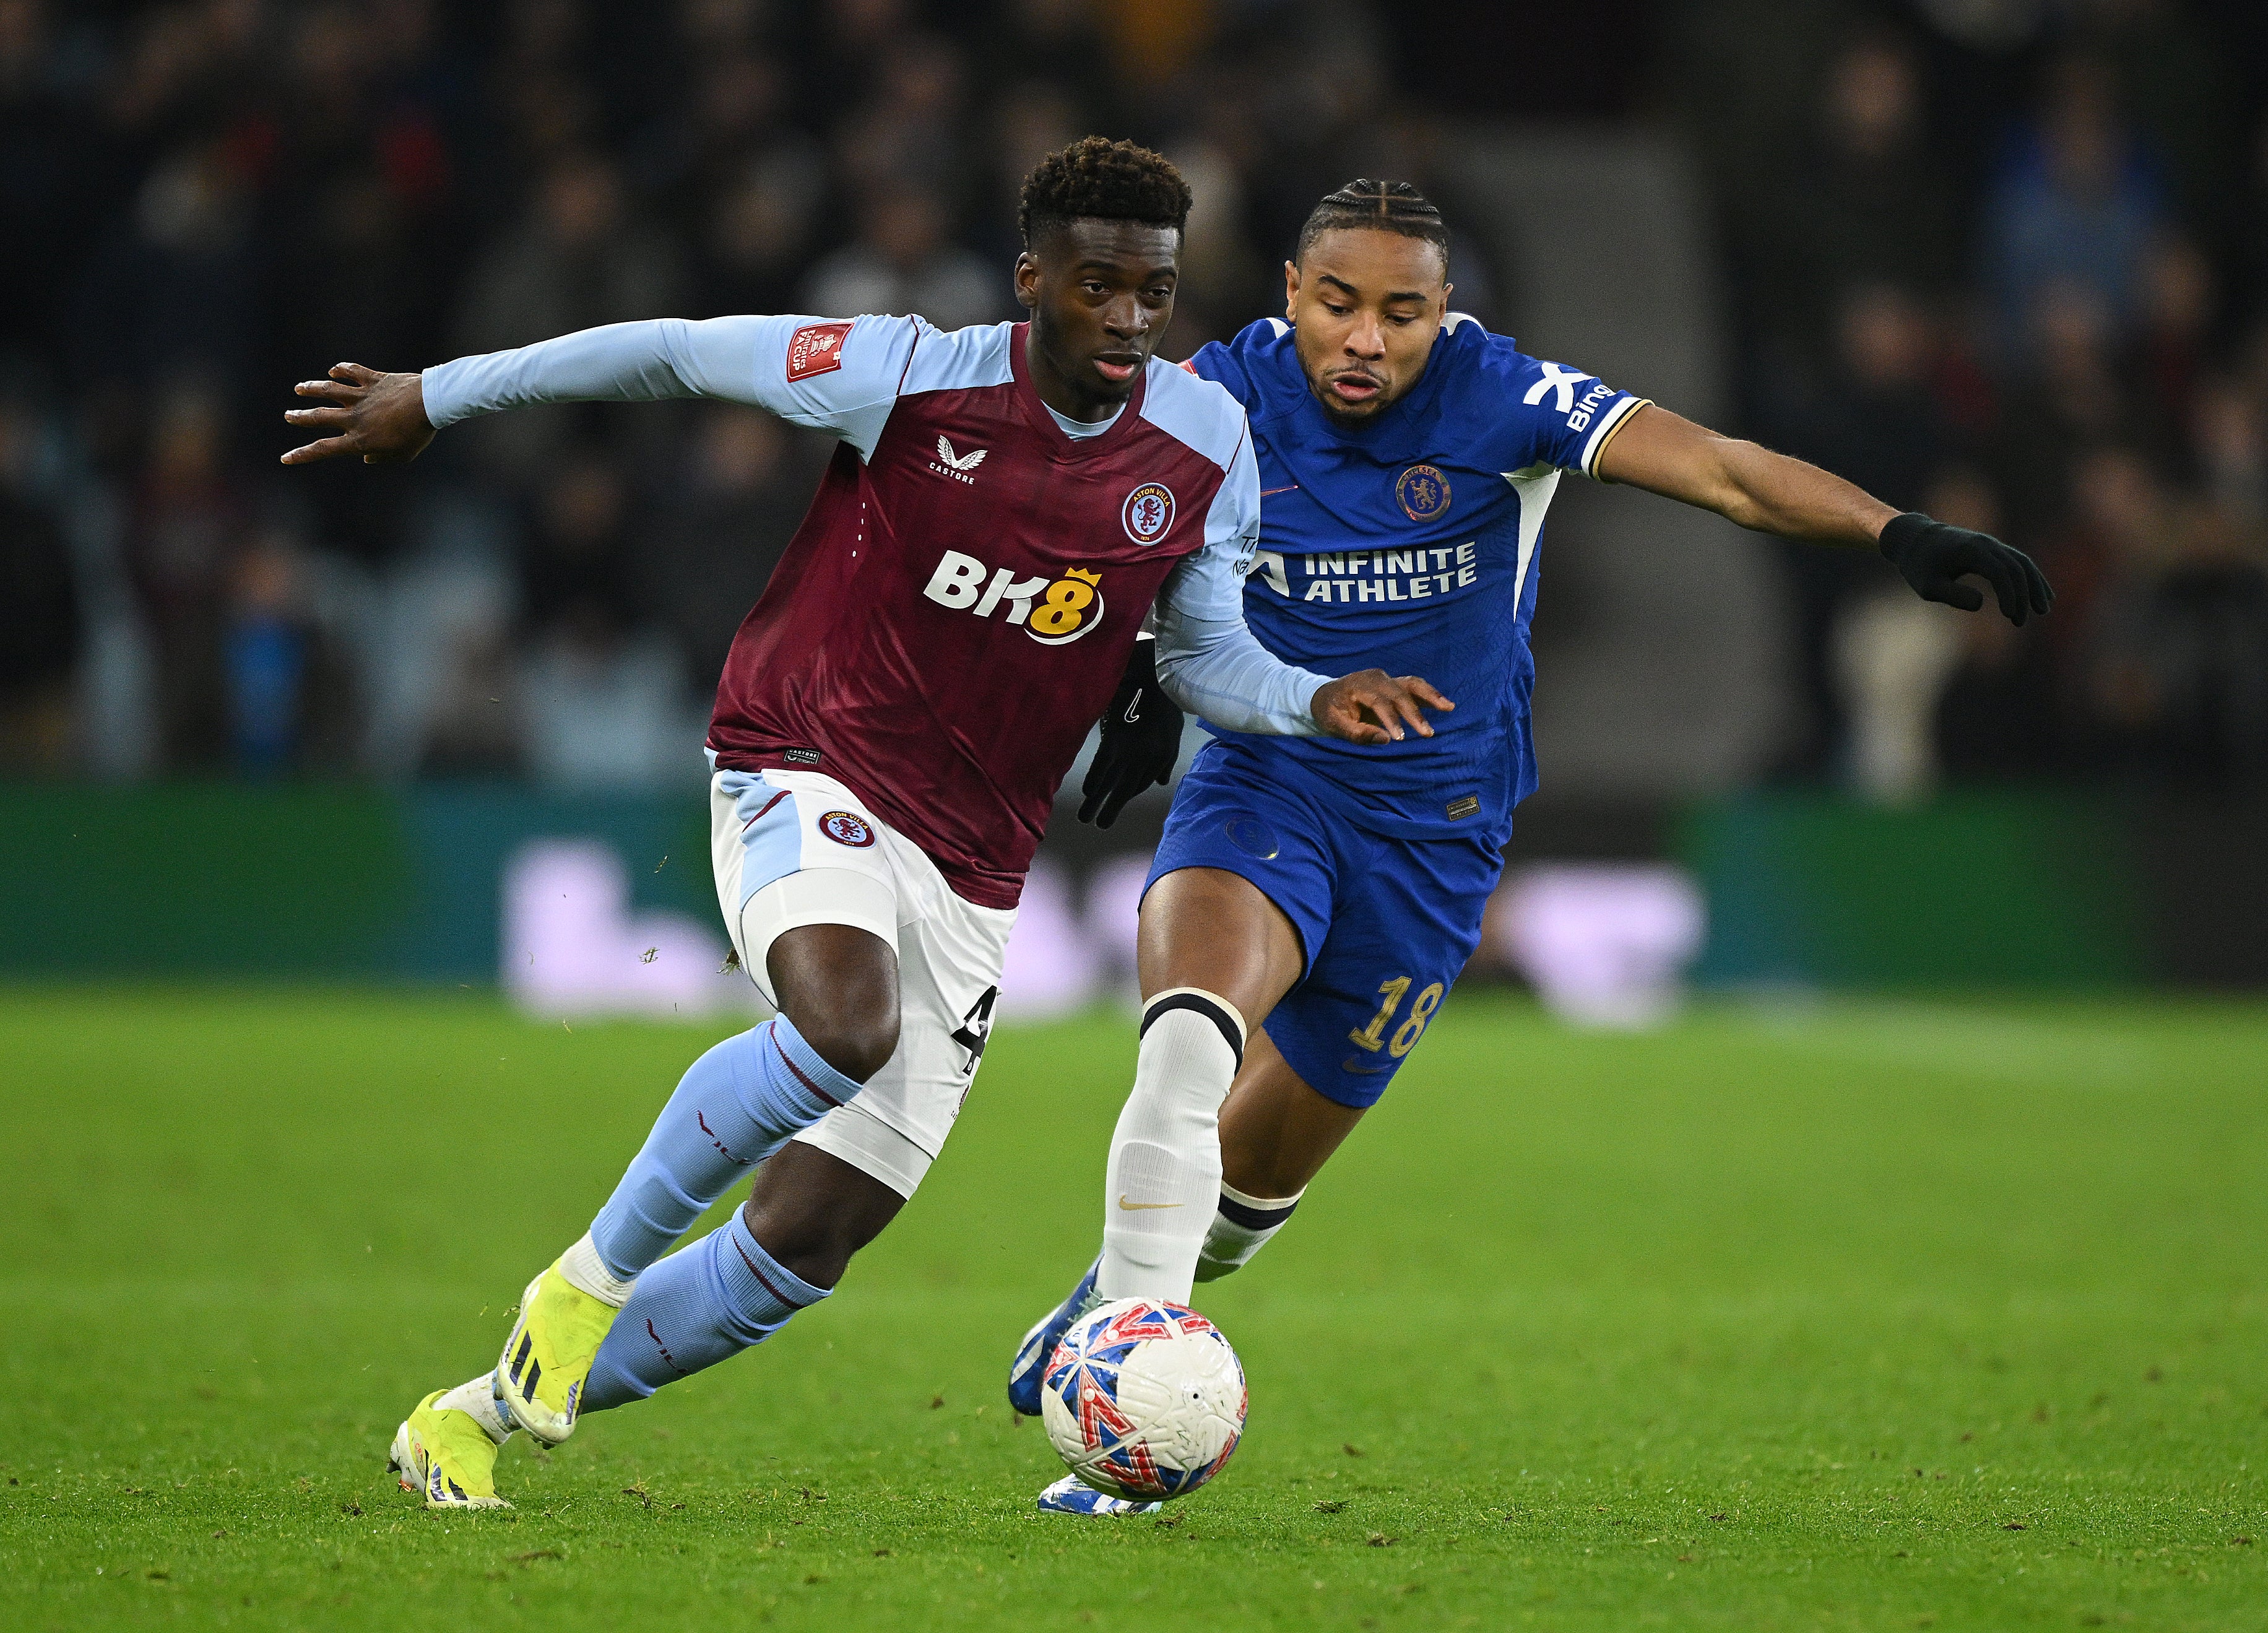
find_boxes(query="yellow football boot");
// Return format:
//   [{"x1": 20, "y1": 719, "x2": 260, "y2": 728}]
[
  {"x1": 389, "y1": 1387, "x2": 510, "y2": 1510},
  {"x1": 495, "y1": 1261, "x2": 621, "y2": 1444}
]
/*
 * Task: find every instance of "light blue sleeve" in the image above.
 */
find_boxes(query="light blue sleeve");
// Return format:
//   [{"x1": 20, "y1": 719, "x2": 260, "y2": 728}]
[
  {"x1": 418, "y1": 314, "x2": 920, "y2": 459},
  {"x1": 1153, "y1": 428, "x2": 1330, "y2": 736}
]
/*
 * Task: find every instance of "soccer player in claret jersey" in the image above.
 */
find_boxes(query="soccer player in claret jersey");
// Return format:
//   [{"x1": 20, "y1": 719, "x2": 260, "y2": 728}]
[
  {"x1": 282, "y1": 141, "x2": 1450, "y2": 1510},
  {"x1": 1012, "y1": 180, "x2": 2054, "y2": 1515}
]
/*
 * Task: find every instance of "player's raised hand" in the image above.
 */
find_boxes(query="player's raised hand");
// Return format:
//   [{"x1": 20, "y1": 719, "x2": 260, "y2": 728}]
[
  {"x1": 280, "y1": 363, "x2": 435, "y2": 466},
  {"x1": 1879, "y1": 511, "x2": 2053, "y2": 626},
  {"x1": 1311, "y1": 670, "x2": 1453, "y2": 745}
]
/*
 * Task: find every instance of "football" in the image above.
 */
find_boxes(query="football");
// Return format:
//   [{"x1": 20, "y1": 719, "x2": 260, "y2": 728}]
[{"x1": 1039, "y1": 1296, "x2": 1248, "y2": 1501}]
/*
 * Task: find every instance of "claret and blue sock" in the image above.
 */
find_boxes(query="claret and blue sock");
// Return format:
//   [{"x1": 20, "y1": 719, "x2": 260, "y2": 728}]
[
  {"x1": 583, "y1": 1205, "x2": 829, "y2": 1409},
  {"x1": 532, "y1": 1012, "x2": 859, "y2": 1416},
  {"x1": 426, "y1": 1013, "x2": 862, "y2": 1465},
  {"x1": 586, "y1": 1014, "x2": 859, "y2": 1282}
]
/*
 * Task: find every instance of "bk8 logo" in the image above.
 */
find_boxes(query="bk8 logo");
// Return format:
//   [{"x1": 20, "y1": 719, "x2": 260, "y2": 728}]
[{"x1": 922, "y1": 550, "x2": 1106, "y2": 645}]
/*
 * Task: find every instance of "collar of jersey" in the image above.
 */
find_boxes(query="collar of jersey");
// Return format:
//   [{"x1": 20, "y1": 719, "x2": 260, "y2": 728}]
[{"x1": 1009, "y1": 322, "x2": 1149, "y2": 459}]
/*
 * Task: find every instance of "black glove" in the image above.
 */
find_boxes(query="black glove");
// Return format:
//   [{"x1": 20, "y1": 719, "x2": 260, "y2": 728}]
[
  {"x1": 1879, "y1": 511, "x2": 2054, "y2": 626},
  {"x1": 1078, "y1": 635, "x2": 1184, "y2": 828}
]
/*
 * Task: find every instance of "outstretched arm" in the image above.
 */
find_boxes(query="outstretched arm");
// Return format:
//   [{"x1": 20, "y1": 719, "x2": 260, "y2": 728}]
[
  {"x1": 283, "y1": 315, "x2": 911, "y2": 467},
  {"x1": 1153, "y1": 597, "x2": 1450, "y2": 746},
  {"x1": 1148, "y1": 428, "x2": 1450, "y2": 747},
  {"x1": 1595, "y1": 403, "x2": 2053, "y2": 625}
]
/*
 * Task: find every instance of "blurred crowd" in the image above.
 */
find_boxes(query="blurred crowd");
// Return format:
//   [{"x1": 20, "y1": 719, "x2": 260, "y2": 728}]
[
  {"x1": 1678, "y1": 0, "x2": 2268, "y2": 794},
  {"x1": 1, "y1": 0, "x2": 2264, "y2": 795}
]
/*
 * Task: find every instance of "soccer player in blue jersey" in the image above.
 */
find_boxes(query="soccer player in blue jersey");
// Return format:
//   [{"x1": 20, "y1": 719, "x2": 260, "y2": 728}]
[{"x1": 1012, "y1": 180, "x2": 2053, "y2": 1514}]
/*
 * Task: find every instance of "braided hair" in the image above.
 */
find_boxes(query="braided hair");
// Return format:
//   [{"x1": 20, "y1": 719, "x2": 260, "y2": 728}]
[
  {"x1": 1018, "y1": 136, "x2": 1192, "y2": 248},
  {"x1": 1295, "y1": 179, "x2": 1449, "y2": 269}
]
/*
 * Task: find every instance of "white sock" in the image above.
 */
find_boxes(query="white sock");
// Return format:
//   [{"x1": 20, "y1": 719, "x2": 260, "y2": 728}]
[
  {"x1": 1097, "y1": 989, "x2": 1246, "y2": 1304},
  {"x1": 558, "y1": 1231, "x2": 637, "y2": 1308},
  {"x1": 1195, "y1": 1181, "x2": 1304, "y2": 1283},
  {"x1": 437, "y1": 1373, "x2": 514, "y2": 1445}
]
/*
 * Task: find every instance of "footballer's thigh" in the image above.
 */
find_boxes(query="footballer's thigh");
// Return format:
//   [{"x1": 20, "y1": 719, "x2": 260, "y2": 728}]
[
  {"x1": 711, "y1": 766, "x2": 1013, "y2": 1279},
  {"x1": 1136, "y1": 864, "x2": 1307, "y2": 1024},
  {"x1": 765, "y1": 925, "x2": 899, "y2": 1081},
  {"x1": 712, "y1": 767, "x2": 907, "y2": 1076},
  {"x1": 1134, "y1": 746, "x2": 1344, "y2": 1033},
  {"x1": 788, "y1": 815, "x2": 1015, "y2": 1212}
]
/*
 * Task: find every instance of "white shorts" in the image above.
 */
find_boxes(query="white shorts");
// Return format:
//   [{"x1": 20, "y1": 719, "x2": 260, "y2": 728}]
[{"x1": 709, "y1": 768, "x2": 1015, "y2": 1198}]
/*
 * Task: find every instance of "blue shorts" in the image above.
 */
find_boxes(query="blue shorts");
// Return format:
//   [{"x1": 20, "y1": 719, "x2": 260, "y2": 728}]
[{"x1": 1144, "y1": 742, "x2": 1504, "y2": 1109}]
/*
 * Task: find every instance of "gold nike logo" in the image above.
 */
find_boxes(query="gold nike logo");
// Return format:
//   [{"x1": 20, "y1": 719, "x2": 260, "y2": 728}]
[{"x1": 1117, "y1": 1195, "x2": 1183, "y2": 1211}]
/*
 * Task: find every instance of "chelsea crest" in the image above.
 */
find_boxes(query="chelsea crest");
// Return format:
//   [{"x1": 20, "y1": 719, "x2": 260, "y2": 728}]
[{"x1": 1395, "y1": 464, "x2": 1451, "y2": 521}]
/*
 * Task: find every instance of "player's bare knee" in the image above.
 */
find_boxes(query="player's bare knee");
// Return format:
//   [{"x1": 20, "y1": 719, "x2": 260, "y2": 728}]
[
  {"x1": 768, "y1": 924, "x2": 900, "y2": 1083},
  {"x1": 791, "y1": 1007, "x2": 899, "y2": 1084},
  {"x1": 740, "y1": 1191, "x2": 895, "y2": 1289},
  {"x1": 742, "y1": 1144, "x2": 906, "y2": 1289}
]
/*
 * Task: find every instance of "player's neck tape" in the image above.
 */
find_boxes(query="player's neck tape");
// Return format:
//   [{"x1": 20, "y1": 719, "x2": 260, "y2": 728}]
[{"x1": 1140, "y1": 987, "x2": 1247, "y2": 1070}]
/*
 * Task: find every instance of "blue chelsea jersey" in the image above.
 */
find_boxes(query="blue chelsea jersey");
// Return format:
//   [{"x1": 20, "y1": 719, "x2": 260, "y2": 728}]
[{"x1": 1187, "y1": 315, "x2": 1647, "y2": 845}]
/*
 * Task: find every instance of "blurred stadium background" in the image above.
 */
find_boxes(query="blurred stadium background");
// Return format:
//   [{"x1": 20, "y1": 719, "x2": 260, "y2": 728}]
[{"x1": 1, "y1": 0, "x2": 2265, "y2": 1010}]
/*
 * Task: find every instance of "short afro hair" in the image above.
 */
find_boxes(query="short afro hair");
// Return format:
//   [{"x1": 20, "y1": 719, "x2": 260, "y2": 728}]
[
  {"x1": 1018, "y1": 136, "x2": 1192, "y2": 249},
  {"x1": 1296, "y1": 179, "x2": 1450, "y2": 269}
]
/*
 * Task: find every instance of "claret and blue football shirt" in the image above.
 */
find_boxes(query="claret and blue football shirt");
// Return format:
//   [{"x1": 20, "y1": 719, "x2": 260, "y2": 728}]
[
  {"x1": 423, "y1": 312, "x2": 1330, "y2": 908},
  {"x1": 1187, "y1": 315, "x2": 1648, "y2": 846}
]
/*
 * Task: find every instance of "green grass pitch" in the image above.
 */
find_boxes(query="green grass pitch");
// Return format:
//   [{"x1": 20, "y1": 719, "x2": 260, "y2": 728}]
[{"x1": 2, "y1": 987, "x2": 2264, "y2": 1630}]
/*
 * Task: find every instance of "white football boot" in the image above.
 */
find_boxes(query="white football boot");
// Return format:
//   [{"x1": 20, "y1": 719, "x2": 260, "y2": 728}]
[{"x1": 1035, "y1": 1474, "x2": 1163, "y2": 1517}]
